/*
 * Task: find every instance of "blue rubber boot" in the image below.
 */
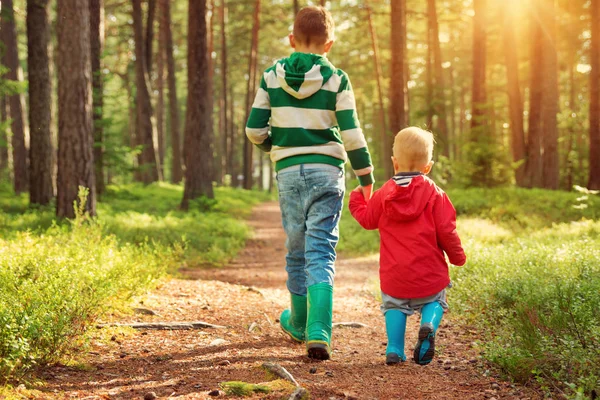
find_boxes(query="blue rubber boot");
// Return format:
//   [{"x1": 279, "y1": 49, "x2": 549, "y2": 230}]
[
  {"x1": 384, "y1": 309, "x2": 407, "y2": 365},
  {"x1": 306, "y1": 283, "x2": 333, "y2": 360},
  {"x1": 280, "y1": 293, "x2": 307, "y2": 342},
  {"x1": 414, "y1": 301, "x2": 444, "y2": 365}
]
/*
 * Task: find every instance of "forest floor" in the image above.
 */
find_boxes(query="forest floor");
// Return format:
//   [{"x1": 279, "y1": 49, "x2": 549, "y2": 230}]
[{"x1": 35, "y1": 202, "x2": 542, "y2": 400}]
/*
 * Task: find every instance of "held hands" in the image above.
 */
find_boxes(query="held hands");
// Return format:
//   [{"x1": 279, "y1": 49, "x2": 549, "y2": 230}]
[{"x1": 353, "y1": 184, "x2": 373, "y2": 201}]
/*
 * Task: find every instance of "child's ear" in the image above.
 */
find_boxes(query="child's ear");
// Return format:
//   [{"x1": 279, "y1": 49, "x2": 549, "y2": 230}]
[
  {"x1": 391, "y1": 156, "x2": 400, "y2": 174},
  {"x1": 324, "y1": 40, "x2": 334, "y2": 54},
  {"x1": 423, "y1": 161, "x2": 434, "y2": 175},
  {"x1": 289, "y1": 34, "x2": 296, "y2": 49}
]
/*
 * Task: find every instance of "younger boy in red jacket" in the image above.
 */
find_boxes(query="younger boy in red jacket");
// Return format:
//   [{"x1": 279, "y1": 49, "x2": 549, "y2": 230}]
[{"x1": 349, "y1": 127, "x2": 466, "y2": 365}]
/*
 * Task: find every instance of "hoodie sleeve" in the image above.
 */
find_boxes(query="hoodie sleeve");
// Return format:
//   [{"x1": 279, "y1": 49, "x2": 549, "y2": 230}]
[
  {"x1": 349, "y1": 186, "x2": 384, "y2": 230},
  {"x1": 433, "y1": 192, "x2": 466, "y2": 266},
  {"x1": 245, "y1": 74, "x2": 272, "y2": 153},
  {"x1": 335, "y1": 73, "x2": 374, "y2": 186}
]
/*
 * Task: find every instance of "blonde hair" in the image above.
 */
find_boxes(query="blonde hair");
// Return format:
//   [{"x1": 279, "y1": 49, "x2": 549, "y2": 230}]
[
  {"x1": 393, "y1": 127, "x2": 435, "y2": 171},
  {"x1": 293, "y1": 6, "x2": 335, "y2": 46}
]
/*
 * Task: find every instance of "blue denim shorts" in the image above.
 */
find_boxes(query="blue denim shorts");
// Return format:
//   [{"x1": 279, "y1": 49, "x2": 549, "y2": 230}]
[{"x1": 276, "y1": 163, "x2": 345, "y2": 296}]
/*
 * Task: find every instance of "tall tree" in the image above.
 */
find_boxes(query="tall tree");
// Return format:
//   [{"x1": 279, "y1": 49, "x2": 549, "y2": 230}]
[
  {"x1": 540, "y1": 0, "x2": 559, "y2": 190},
  {"x1": 590, "y1": 0, "x2": 600, "y2": 189},
  {"x1": 389, "y1": 0, "x2": 407, "y2": 178},
  {"x1": 243, "y1": 0, "x2": 261, "y2": 190},
  {"x1": 220, "y1": 0, "x2": 229, "y2": 184},
  {"x1": 181, "y1": 0, "x2": 214, "y2": 209},
  {"x1": 159, "y1": 0, "x2": 183, "y2": 183},
  {"x1": 502, "y1": 3, "x2": 526, "y2": 186},
  {"x1": 428, "y1": 0, "x2": 448, "y2": 156},
  {"x1": 90, "y1": 0, "x2": 105, "y2": 195},
  {"x1": 156, "y1": 4, "x2": 166, "y2": 175},
  {"x1": 365, "y1": 2, "x2": 387, "y2": 176},
  {"x1": 132, "y1": 0, "x2": 159, "y2": 183},
  {"x1": 27, "y1": 0, "x2": 53, "y2": 204},
  {"x1": 1, "y1": 0, "x2": 28, "y2": 193},
  {"x1": 0, "y1": 96, "x2": 8, "y2": 171},
  {"x1": 56, "y1": 0, "x2": 96, "y2": 218},
  {"x1": 294, "y1": 0, "x2": 299, "y2": 16},
  {"x1": 145, "y1": 0, "x2": 156, "y2": 76},
  {"x1": 525, "y1": 1, "x2": 544, "y2": 188}
]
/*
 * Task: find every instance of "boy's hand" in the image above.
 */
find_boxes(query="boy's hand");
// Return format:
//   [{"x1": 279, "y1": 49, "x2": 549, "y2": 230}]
[{"x1": 352, "y1": 186, "x2": 364, "y2": 197}]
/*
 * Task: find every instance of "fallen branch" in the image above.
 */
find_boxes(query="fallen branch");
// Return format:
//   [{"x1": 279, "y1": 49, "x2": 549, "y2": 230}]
[
  {"x1": 262, "y1": 362, "x2": 299, "y2": 387},
  {"x1": 333, "y1": 322, "x2": 367, "y2": 328},
  {"x1": 96, "y1": 321, "x2": 226, "y2": 330}
]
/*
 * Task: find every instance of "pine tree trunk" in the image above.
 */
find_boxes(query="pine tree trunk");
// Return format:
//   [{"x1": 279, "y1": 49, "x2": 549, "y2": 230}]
[
  {"x1": 228, "y1": 83, "x2": 235, "y2": 179},
  {"x1": 426, "y1": 22, "x2": 434, "y2": 130},
  {"x1": 1, "y1": 0, "x2": 29, "y2": 194},
  {"x1": 428, "y1": 0, "x2": 449, "y2": 156},
  {"x1": 389, "y1": 0, "x2": 406, "y2": 177},
  {"x1": 243, "y1": 0, "x2": 261, "y2": 190},
  {"x1": 502, "y1": 5, "x2": 526, "y2": 186},
  {"x1": 90, "y1": 0, "x2": 105, "y2": 195},
  {"x1": 56, "y1": 0, "x2": 96, "y2": 218},
  {"x1": 145, "y1": 0, "x2": 157, "y2": 77},
  {"x1": 220, "y1": 0, "x2": 229, "y2": 184},
  {"x1": 156, "y1": 4, "x2": 166, "y2": 177},
  {"x1": 541, "y1": 0, "x2": 559, "y2": 190},
  {"x1": 27, "y1": 0, "x2": 54, "y2": 204},
  {"x1": 0, "y1": 96, "x2": 8, "y2": 171},
  {"x1": 589, "y1": 0, "x2": 600, "y2": 189},
  {"x1": 160, "y1": 0, "x2": 183, "y2": 183},
  {"x1": 132, "y1": 0, "x2": 159, "y2": 183},
  {"x1": 294, "y1": 0, "x2": 299, "y2": 16},
  {"x1": 365, "y1": 1, "x2": 388, "y2": 177},
  {"x1": 525, "y1": 1, "x2": 544, "y2": 188},
  {"x1": 181, "y1": 0, "x2": 214, "y2": 209}
]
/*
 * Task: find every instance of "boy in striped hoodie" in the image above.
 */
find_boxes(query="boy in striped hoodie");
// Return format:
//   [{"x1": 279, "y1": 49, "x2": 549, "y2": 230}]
[{"x1": 245, "y1": 6, "x2": 375, "y2": 360}]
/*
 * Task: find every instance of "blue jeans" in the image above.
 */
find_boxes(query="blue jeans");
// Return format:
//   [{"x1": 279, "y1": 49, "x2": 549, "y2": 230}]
[{"x1": 276, "y1": 164, "x2": 345, "y2": 296}]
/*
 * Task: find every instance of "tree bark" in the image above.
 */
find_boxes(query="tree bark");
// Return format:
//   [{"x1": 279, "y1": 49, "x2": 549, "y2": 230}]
[
  {"x1": 159, "y1": 0, "x2": 183, "y2": 183},
  {"x1": 1, "y1": 0, "x2": 29, "y2": 194},
  {"x1": 389, "y1": 0, "x2": 406, "y2": 177},
  {"x1": 56, "y1": 0, "x2": 96, "y2": 218},
  {"x1": 502, "y1": 5, "x2": 526, "y2": 186},
  {"x1": 220, "y1": 0, "x2": 229, "y2": 184},
  {"x1": 294, "y1": 0, "x2": 299, "y2": 16},
  {"x1": 365, "y1": 1, "x2": 388, "y2": 177},
  {"x1": 156, "y1": 2, "x2": 166, "y2": 177},
  {"x1": 27, "y1": 0, "x2": 54, "y2": 204},
  {"x1": 181, "y1": 0, "x2": 214, "y2": 208},
  {"x1": 428, "y1": 0, "x2": 449, "y2": 156},
  {"x1": 0, "y1": 96, "x2": 8, "y2": 171},
  {"x1": 243, "y1": 0, "x2": 261, "y2": 190},
  {"x1": 132, "y1": 0, "x2": 159, "y2": 183},
  {"x1": 525, "y1": 1, "x2": 544, "y2": 188},
  {"x1": 145, "y1": 0, "x2": 157, "y2": 76},
  {"x1": 90, "y1": 0, "x2": 105, "y2": 195},
  {"x1": 540, "y1": 0, "x2": 559, "y2": 190},
  {"x1": 590, "y1": 0, "x2": 600, "y2": 189}
]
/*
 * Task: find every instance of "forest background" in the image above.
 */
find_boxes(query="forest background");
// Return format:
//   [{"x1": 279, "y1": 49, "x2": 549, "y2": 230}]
[{"x1": 0, "y1": 0, "x2": 599, "y2": 399}]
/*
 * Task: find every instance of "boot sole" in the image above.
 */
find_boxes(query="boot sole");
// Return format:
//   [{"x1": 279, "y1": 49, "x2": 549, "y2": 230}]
[
  {"x1": 413, "y1": 323, "x2": 435, "y2": 365},
  {"x1": 307, "y1": 342, "x2": 330, "y2": 360},
  {"x1": 386, "y1": 353, "x2": 401, "y2": 365},
  {"x1": 281, "y1": 325, "x2": 305, "y2": 343}
]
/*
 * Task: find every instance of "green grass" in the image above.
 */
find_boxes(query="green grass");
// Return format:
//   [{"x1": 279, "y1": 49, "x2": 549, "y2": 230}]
[
  {"x1": 338, "y1": 186, "x2": 600, "y2": 399},
  {"x1": 0, "y1": 182, "x2": 273, "y2": 381}
]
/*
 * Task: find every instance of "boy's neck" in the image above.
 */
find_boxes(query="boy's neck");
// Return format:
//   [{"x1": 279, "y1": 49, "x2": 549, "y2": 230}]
[{"x1": 294, "y1": 45, "x2": 327, "y2": 56}]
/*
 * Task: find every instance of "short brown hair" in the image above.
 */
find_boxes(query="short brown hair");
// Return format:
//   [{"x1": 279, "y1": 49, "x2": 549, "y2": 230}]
[
  {"x1": 393, "y1": 127, "x2": 435, "y2": 171},
  {"x1": 293, "y1": 6, "x2": 335, "y2": 46}
]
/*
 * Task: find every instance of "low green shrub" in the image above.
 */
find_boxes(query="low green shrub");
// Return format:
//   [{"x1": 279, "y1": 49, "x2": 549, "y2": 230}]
[{"x1": 0, "y1": 183, "x2": 273, "y2": 381}]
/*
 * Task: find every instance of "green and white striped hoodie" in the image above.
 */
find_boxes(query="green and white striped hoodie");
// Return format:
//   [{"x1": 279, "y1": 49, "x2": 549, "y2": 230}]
[{"x1": 245, "y1": 52, "x2": 374, "y2": 186}]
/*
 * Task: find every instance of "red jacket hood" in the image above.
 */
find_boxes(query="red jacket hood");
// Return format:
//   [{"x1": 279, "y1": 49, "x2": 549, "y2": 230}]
[{"x1": 383, "y1": 175, "x2": 437, "y2": 222}]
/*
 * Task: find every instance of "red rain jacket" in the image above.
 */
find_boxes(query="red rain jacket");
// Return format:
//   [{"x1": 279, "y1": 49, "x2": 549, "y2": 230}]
[{"x1": 349, "y1": 174, "x2": 466, "y2": 299}]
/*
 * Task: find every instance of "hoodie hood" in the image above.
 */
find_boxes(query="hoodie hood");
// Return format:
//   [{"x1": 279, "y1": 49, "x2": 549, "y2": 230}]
[
  {"x1": 276, "y1": 52, "x2": 336, "y2": 99},
  {"x1": 384, "y1": 174, "x2": 437, "y2": 222}
]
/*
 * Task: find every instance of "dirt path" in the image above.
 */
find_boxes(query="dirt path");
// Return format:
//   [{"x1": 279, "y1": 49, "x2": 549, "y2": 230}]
[{"x1": 40, "y1": 202, "x2": 540, "y2": 400}]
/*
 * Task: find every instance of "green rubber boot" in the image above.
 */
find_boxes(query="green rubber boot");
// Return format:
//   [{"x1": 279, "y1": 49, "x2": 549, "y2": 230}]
[
  {"x1": 306, "y1": 283, "x2": 333, "y2": 360},
  {"x1": 280, "y1": 293, "x2": 307, "y2": 342}
]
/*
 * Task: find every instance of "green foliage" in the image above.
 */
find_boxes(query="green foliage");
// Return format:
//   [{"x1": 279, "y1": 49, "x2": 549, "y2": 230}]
[
  {"x1": 0, "y1": 183, "x2": 271, "y2": 381},
  {"x1": 338, "y1": 186, "x2": 600, "y2": 398}
]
